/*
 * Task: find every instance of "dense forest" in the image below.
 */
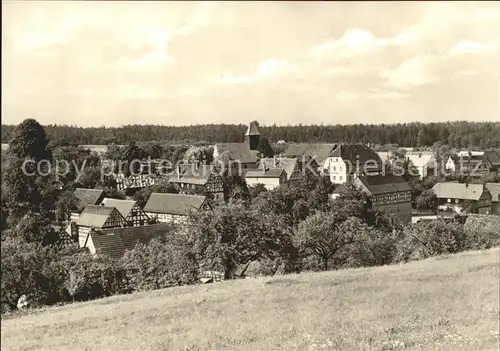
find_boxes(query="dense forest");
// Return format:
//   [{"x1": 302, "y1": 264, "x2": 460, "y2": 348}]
[{"x1": 2, "y1": 121, "x2": 500, "y2": 148}]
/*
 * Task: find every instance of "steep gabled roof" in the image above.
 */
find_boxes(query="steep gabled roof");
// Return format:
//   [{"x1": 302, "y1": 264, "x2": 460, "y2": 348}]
[
  {"x1": 259, "y1": 157, "x2": 299, "y2": 180},
  {"x1": 90, "y1": 223, "x2": 173, "y2": 259},
  {"x1": 406, "y1": 152, "x2": 436, "y2": 168},
  {"x1": 245, "y1": 121, "x2": 260, "y2": 136},
  {"x1": 215, "y1": 143, "x2": 259, "y2": 163},
  {"x1": 77, "y1": 205, "x2": 125, "y2": 228},
  {"x1": 73, "y1": 188, "x2": 104, "y2": 209},
  {"x1": 485, "y1": 183, "x2": 500, "y2": 202},
  {"x1": 329, "y1": 144, "x2": 381, "y2": 166},
  {"x1": 356, "y1": 175, "x2": 410, "y2": 195},
  {"x1": 101, "y1": 198, "x2": 137, "y2": 218},
  {"x1": 432, "y1": 182, "x2": 486, "y2": 201},
  {"x1": 144, "y1": 193, "x2": 207, "y2": 216},
  {"x1": 281, "y1": 143, "x2": 337, "y2": 165}
]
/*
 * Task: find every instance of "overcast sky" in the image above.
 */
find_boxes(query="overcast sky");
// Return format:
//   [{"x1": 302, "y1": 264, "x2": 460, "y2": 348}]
[{"x1": 2, "y1": 1, "x2": 499, "y2": 127}]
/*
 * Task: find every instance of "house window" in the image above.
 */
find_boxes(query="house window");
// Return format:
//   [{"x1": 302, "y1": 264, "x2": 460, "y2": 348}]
[
  {"x1": 332, "y1": 166, "x2": 336, "y2": 171},
  {"x1": 333, "y1": 176, "x2": 336, "y2": 180},
  {"x1": 447, "y1": 198, "x2": 451, "y2": 203},
  {"x1": 140, "y1": 220, "x2": 144, "y2": 226},
  {"x1": 455, "y1": 199, "x2": 460, "y2": 204},
  {"x1": 339, "y1": 176, "x2": 342, "y2": 180}
]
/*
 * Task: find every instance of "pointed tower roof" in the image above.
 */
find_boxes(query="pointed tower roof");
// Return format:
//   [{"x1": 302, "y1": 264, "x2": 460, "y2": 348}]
[{"x1": 245, "y1": 121, "x2": 260, "y2": 136}]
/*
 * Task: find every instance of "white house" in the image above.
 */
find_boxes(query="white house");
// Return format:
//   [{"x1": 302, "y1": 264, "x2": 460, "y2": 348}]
[
  {"x1": 323, "y1": 144, "x2": 382, "y2": 184},
  {"x1": 406, "y1": 151, "x2": 436, "y2": 179},
  {"x1": 245, "y1": 168, "x2": 287, "y2": 190}
]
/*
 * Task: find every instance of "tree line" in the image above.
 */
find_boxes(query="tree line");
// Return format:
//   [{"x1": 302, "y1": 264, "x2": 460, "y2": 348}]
[{"x1": 2, "y1": 121, "x2": 500, "y2": 148}]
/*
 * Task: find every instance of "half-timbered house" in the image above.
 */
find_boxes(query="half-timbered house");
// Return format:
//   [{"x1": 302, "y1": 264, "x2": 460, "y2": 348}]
[
  {"x1": 67, "y1": 205, "x2": 129, "y2": 248},
  {"x1": 169, "y1": 164, "x2": 225, "y2": 201},
  {"x1": 432, "y1": 182, "x2": 492, "y2": 214},
  {"x1": 353, "y1": 175, "x2": 412, "y2": 224},
  {"x1": 143, "y1": 193, "x2": 211, "y2": 224},
  {"x1": 101, "y1": 198, "x2": 150, "y2": 227}
]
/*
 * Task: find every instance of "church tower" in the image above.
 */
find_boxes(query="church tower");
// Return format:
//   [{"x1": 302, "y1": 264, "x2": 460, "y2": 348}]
[{"x1": 245, "y1": 121, "x2": 260, "y2": 150}]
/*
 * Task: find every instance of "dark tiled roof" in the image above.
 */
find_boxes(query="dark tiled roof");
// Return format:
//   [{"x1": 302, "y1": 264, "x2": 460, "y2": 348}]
[
  {"x1": 74, "y1": 188, "x2": 104, "y2": 209},
  {"x1": 215, "y1": 143, "x2": 259, "y2": 164},
  {"x1": 485, "y1": 183, "x2": 500, "y2": 202},
  {"x1": 484, "y1": 151, "x2": 500, "y2": 166},
  {"x1": 245, "y1": 122, "x2": 260, "y2": 136},
  {"x1": 432, "y1": 182, "x2": 486, "y2": 201},
  {"x1": 101, "y1": 198, "x2": 137, "y2": 218},
  {"x1": 77, "y1": 205, "x2": 121, "y2": 228},
  {"x1": 259, "y1": 157, "x2": 298, "y2": 180},
  {"x1": 356, "y1": 175, "x2": 411, "y2": 195},
  {"x1": 281, "y1": 143, "x2": 337, "y2": 165},
  {"x1": 169, "y1": 164, "x2": 215, "y2": 185},
  {"x1": 329, "y1": 144, "x2": 381, "y2": 166},
  {"x1": 91, "y1": 223, "x2": 173, "y2": 259},
  {"x1": 245, "y1": 168, "x2": 285, "y2": 178},
  {"x1": 144, "y1": 193, "x2": 207, "y2": 216}
]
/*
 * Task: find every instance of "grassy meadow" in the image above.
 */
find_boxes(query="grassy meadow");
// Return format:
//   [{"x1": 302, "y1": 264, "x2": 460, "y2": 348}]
[{"x1": 2, "y1": 248, "x2": 499, "y2": 351}]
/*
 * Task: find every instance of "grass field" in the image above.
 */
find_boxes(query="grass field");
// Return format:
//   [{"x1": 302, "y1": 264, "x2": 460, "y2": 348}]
[{"x1": 2, "y1": 248, "x2": 499, "y2": 351}]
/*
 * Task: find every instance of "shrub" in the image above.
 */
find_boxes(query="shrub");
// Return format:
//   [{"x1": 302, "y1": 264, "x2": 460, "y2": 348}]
[
  {"x1": 395, "y1": 220, "x2": 467, "y2": 262},
  {"x1": 121, "y1": 236, "x2": 198, "y2": 292}
]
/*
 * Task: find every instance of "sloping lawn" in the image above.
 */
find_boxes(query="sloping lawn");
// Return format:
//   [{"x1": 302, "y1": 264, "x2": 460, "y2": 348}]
[{"x1": 2, "y1": 248, "x2": 499, "y2": 351}]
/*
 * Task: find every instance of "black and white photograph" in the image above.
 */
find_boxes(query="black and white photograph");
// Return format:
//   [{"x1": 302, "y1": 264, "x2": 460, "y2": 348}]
[{"x1": 1, "y1": 1, "x2": 499, "y2": 350}]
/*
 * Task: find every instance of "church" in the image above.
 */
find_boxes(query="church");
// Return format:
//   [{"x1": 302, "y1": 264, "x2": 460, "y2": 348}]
[{"x1": 212, "y1": 121, "x2": 262, "y2": 170}]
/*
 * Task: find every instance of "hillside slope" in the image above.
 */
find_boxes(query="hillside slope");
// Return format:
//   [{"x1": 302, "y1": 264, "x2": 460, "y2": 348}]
[{"x1": 2, "y1": 248, "x2": 499, "y2": 351}]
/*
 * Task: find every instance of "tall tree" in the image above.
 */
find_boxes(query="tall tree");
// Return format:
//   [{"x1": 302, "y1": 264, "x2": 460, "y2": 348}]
[{"x1": 3, "y1": 119, "x2": 55, "y2": 223}]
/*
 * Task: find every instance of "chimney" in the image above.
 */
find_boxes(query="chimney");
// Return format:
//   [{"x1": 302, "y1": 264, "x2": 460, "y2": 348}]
[
  {"x1": 176, "y1": 164, "x2": 181, "y2": 180},
  {"x1": 273, "y1": 157, "x2": 277, "y2": 167}
]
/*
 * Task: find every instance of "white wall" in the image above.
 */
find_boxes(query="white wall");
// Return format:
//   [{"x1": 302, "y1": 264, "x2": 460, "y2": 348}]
[
  {"x1": 246, "y1": 177, "x2": 282, "y2": 190},
  {"x1": 324, "y1": 157, "x2": 348, "y2": 184}
]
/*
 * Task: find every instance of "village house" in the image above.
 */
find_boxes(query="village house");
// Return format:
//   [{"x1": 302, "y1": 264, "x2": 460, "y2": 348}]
[
  {"x1": 143, "y1": 193, "x2": 211, "y2": 224},
  {"x1": 245, "y1": 168, "x2": 288, "y2": 190},
  {"x1": 66, "y1": 205, "x2": 129, "y2": 247},
  {"x1": 353, "y1": 175, "x2": 412, "y2": 224},
  {"x1": 323, "y1": 144, "x2": 382, "y2": 185},
  {"x1": 168, "y1": 164, "x2": 225, "y2": 201},
  {"x1": 259, "y1": 156, "x2": 319, "y2": 182},
  {"x1": 100, "y1": 198, "x2": 150, "y2": 227},
  {"x1": 485, "y1": 183, "x2": 500, "y2": 215},
  {"x1": 71, "y1": 188, "x2": 105, "y2": 222},
  {"x1": 446, "y1": 150, "x2": 500, "y2": 177},
  {"x1": 212, "y1": 121, "x2": 261, "y2": 170},
  {"x1": 280, "y1": 143, "x2": 337, "y2": 173},
  {"x1": 432, "y1": 182, "x2": 492, "y2": 214},
  {"x1": 80, "y1": 223, "x2": 174, "y2": 259},
  {"x1": 406, "y1": 151, "x2": 437, "y2": 179}
]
